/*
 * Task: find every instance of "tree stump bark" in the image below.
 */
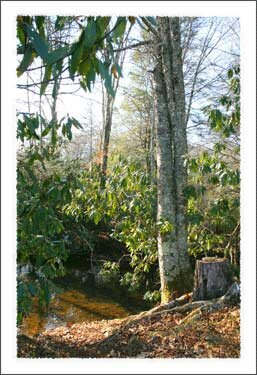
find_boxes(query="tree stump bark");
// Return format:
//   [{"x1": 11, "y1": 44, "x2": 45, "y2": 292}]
[{"x1": 192, "y1": 257, "x2": 232, "y2": 301}]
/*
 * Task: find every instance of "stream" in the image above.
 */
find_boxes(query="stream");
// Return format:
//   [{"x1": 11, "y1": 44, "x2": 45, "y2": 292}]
[{"x1": 18, "y1": 283, "x2": 145, "y2": 337}]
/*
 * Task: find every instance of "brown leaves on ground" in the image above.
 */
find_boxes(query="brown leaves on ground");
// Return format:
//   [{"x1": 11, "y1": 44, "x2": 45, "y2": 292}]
[{"x1": 17, "y1": 306, "x2": 240, "y2": 358}]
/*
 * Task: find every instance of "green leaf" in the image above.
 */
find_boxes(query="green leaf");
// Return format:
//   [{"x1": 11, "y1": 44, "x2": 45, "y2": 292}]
[
  {"x1": 84, "y1": 20, "x2": 97, "y2": 48},
  {"x1": 52, "y1": 79, "x2": 58, "y2": 99},
  {"x1": 80, "y1": 80, "x2": 88, "y2": 92},
  {"x1": 55, "y1": 16, "x2": 67, "y2": 30},
  {"x1": 71, "y1": 117, "x2": 83, "y2": 129},
  {"x1": 78, "y1": 58, "x2": 90, "y2": 76},
  {"x1": 51, "y1": 126, "x2": 57, "y2": 145},
  {"x1": 113, "y1": 17, "x2": 127, "y2": 41},
  {"x1": 41, "y1": 125, "x2": 52, "y2": 137},
  {"x1": 66, "y1": 118, "x2": 73, "y2": 140},
  {"x1": 35, "y1": 16, "x2": 45, "y2": 31},
  {"x1": 24, "y1": 115, "x2": 39, "y2": 134},
  {"x1": 96, "y1": 16, "x2": 111, "y2": 37},
  {"x1": 40, "y1": 64, "x2": 52, "y2": 96},
  {"x1": 93, "y1": 211, "x2": 101, "y2": 225},
  {"x1": 25, "y1": 24, "x2": 49, "y2": 60},
  {"x1": 47, "y1": 46, "x2": 70, "y2": 65},
  {"x1": 228, "y1": 68, "x2": 233, "y2": 79},
  {"x1": 28, "y1": 282, "x2": 37, "y2": 296},
  {"x1": 98, "y1": 60, "x2": 115, "y2": 97},
  {"x1": 17, "y1": 44, "x2": 34, "y2": 77},
  {"x1": 17, "y1": 23, "x2": 26, "y2": 45},
  {"x1": 70, "y1": 40, "x2": 84, "y2": 75}
]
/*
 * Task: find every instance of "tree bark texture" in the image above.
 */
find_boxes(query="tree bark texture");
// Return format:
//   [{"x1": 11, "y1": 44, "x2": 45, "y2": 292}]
[
  {"x1": 154, "y1": 17, "x2": 193, "y2": 303},
  {"x1": 192, "y1": 258, "x2": 233, "y2": 301},
  {"x1": 154, "y1": 59, "x2": 179, "y2": 304}
]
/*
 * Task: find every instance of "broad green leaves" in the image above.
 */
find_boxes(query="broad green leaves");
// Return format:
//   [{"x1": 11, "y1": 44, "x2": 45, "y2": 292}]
[
  {"x1": 17, "y1": 113, "x2": 82, "y2": 145},
  {"x1": 17, "y1": 144, "x2": 83, "y2": 322},
  {"x1": 17, "y1": 16, "x2": 131, "y2": 98},
  {"x1": 203, "y1": 65, "x2": 240, "y2": 138},
  {"x1": 64, "y1": 158, "x2": 158, "y2": 296},
  {"x1": 187, "y1": 65, "x2": 240, "y2": 262}
]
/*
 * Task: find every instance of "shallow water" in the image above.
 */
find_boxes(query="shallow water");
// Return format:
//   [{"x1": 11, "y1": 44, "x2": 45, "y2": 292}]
[{"x1": 19, "y1": 289, "x2": 131, "y2": 337}]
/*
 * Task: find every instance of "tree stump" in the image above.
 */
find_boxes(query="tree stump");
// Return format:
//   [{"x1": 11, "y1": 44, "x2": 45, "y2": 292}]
[{"x1": 192, "y1": 257, "x2": 232, "y2": 301}]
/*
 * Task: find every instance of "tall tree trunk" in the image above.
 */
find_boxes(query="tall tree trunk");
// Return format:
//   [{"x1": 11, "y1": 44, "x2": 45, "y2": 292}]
[
  {"x1": 149, "y1": 95, "x2": 156, "y2": 185},
  {"x1": 169, "y1": 17, "x2": 192, "y2": 287},
  {"x1": 154, "y1": 58, "x2": 179, "y2": 303},
  {"x1": 154, "y1": 17, "x2": 193, "y2": 303}
]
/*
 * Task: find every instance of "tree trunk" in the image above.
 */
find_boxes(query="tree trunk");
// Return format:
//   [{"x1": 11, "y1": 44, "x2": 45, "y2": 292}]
[
  {"x1": 154, "y1": 57, "x2": 179, "y2": 304},
  {"x1": 153, "y1": 17, "x2": 193, "y2": 303},
  {"x1": 101, "y1": 92, "x2": 113, "y2": 187},
  {"x1": 100, "y1": 37, "x2": 128, "y2": 188},
  {"x1": 159, "y1": 17, "x2": 191, "y2": 280},
  {"x1": 192, "y1": 257, "x2": 233, "y2": 301}
]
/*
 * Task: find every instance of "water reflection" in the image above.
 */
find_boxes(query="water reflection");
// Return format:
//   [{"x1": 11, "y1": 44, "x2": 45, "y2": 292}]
[{"x1": 19, "y1": 289, "x2": 130, "y2": 337}]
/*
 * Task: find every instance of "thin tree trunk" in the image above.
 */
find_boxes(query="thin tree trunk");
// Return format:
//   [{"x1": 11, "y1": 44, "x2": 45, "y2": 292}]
[
  {"x1": 101, "y1": 92, "x2": 113, "y2": 187},
  {"x1": 100, "y1": 28, "x2": 131, "y2": 188},
  {"x1": 149, "y1": 95, "x2": 156, "y2": 185}
]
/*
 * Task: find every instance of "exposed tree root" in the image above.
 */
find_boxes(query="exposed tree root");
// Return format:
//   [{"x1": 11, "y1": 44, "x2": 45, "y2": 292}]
[{"x1": 106, "y1": 282, "x2": 240, "y2": 340}]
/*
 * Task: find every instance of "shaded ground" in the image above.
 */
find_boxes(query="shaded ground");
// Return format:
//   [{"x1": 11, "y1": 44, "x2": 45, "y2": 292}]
[{"x1": 17, "y1": 305, "x2": 240, "y2": 358}]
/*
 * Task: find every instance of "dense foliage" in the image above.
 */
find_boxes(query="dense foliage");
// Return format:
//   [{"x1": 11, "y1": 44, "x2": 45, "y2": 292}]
[{"x1": 186, "y1": 65, "x2": 240, "y2": 270}]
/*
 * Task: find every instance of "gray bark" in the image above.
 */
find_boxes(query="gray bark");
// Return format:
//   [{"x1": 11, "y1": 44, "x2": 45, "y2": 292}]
[
  {"x1": 169, "y1": 18, "x2": 190, "y2": 276},
  {"x1": 154, "y1": 17, "x2": 193, "y2": 303},
  {"x1": 154, "y1": 58, "x2": 178, "y2": 303}
]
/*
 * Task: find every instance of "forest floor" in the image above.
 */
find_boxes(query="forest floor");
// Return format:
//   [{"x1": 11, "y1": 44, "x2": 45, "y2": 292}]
[{"x1": 17, "y1": 304, "x2": 240, "y2": 358}]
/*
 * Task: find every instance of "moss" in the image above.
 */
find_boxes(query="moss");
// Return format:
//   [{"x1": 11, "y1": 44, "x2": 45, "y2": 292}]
[{"x1": 161, "y1": 268, "x2": 193, "y2": 303}]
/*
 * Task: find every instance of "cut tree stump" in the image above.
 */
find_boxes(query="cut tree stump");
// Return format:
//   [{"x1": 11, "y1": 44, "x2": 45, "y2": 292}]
[{"x1": 192, "y1": 257, "x2": 232, "y2": 301}]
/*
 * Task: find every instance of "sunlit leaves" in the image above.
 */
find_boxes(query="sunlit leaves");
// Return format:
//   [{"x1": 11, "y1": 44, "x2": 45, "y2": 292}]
[{"x1": 17, "y1": 16, "x2": 129, "y2": 97}]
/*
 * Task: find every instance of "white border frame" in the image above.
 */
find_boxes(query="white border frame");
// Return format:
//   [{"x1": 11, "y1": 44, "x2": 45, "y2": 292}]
[{"x1": 1, "y1": 1, "x2": 256, "y2": 374}]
